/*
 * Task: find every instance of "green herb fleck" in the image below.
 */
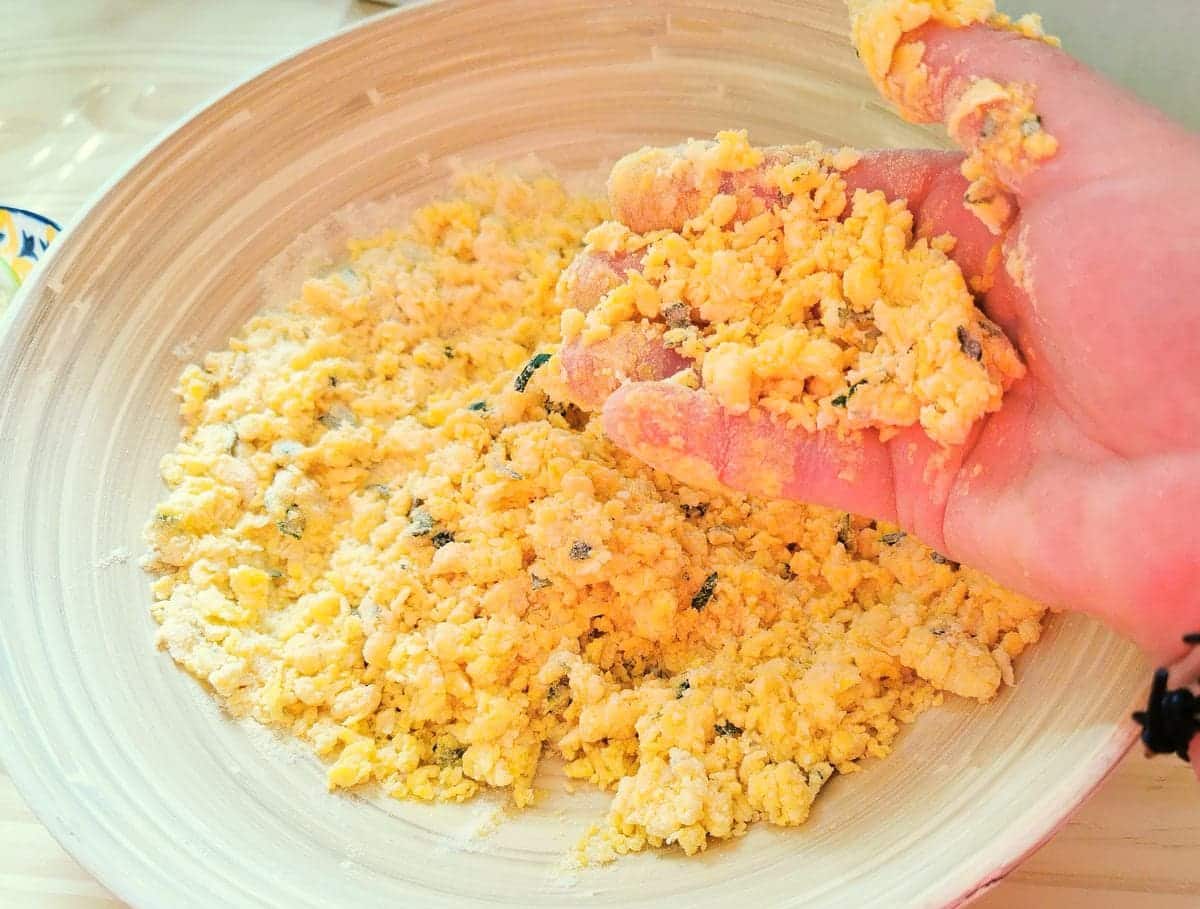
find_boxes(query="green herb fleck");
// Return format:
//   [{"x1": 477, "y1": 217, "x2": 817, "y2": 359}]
[
  {"x1": 1020, "y1": 115, "x2": 1043, "y2": 136},
  {"x1": 267, "y1": 568, "x2": 284, "y2": 580},
  {"x1": 430, "y1": 530, "x2": 455, "y2": 549},
  {"x1": 407, "y1": 508, "x2": 434, "y2": 537},
  {"x1": 444, "y1": 345, "x2": 455, "y2": 359},
  {"x1": 531, "y1": 574, "x2": 552, "y2": 591},
  {"x1": 880, "y1": 530, "x2": 906, "y2": 546},
  {"x1": 317, "y1": 403, "x2": 358, "y2": 430},
  {"x1": 691, "y1": 571, "x2": 719, "y2": 611},
  {"x1": 662, "y1": 301, "x2": 691, "y2": 329},
  {"x1": 433, "y1": 741, "x2": 466, "y2": 768},
  {"x1": 277, "y1": 505, "x2": 305, "y2": 540},
  {"x1": 714, "y1": 720, "x2": 743, "y2": 737},
  {"x1": 546, "y1": 678, "x2": 570, "y2": 706},
  {"x1": 543, "y1": 396, "x2": 589, "y2": 430},
  {"x1": 569, "y1": 540, "x2": 593, "y2": 560},
  {"x1": 366, "y1": 484, "x2": 391, "y2": 499},
  {"x1": 956, "y1": 326, "x2": 983, "y2": 361},
  {"x1": 681, "y1": 502, "x2": 709, "y2": 519},
  {"x1": 514, "y1": 352, "x2": 552, "y2": 392},
  {"x1": 831, "y1": 379, "x2": 866, "y2": 407},
  {"x1": 328, "y1": 376, "x2": 339, "y2": 387},
  {"x1": 675, "y1": 679, "x2": 691, "y2": 699},
  {"x1": 931, "y1": 551, "x2": 960, "y2": 570},
  {"x1": 467, "y1": 400, "x2": 488, "y2": 412},
  {"x1": 836, "y1": 513, "x2": 855, "y2": 549}
]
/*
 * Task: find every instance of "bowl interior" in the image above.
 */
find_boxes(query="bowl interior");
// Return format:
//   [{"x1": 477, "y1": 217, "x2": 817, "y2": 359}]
[{"x1": 0, "y1": 2, "x2": 1143, "y2": 907}]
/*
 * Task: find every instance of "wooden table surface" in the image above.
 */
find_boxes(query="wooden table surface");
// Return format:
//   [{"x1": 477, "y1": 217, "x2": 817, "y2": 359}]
[{"x1": 2, "y1": 2, "x2": 1197, "y2": 906}]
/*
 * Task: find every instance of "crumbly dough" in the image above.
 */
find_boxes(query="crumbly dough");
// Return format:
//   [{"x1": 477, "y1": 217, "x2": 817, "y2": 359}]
[
  {"x1": 564, "y1": 131, "x2": 1024, "y2": 446},
  {"x1": 145, "y1": 166, "x2": 1044, "y2": 862}
]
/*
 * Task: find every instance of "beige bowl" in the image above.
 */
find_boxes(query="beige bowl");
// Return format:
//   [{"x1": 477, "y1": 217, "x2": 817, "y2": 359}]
[{"x1": 0, "y1": 1, "x2": 1145, "y2": 906}]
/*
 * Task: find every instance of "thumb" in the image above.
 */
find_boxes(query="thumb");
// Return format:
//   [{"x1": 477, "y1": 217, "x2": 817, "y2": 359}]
[{"x1": 879, "y1": 22, "x2": 1200, "y2": 203}]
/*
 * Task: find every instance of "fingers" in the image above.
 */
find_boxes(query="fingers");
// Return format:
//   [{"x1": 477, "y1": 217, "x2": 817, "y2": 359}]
[
  {"x1": 843, "y1": 149, "x2": 1003, "y2": 292},
  {"x1": 603, "y1": 381, "x2": 976, "y2": 552},
  {"x1": 571, "y1": 146, "x2": 1024, "y2": 441},
  {"x1": 841, "y1": 149, "x2": 960, "y2": 205},
  {"x1": 842, "y1": 150, "x2": 1027, "y2": 337},
  {"x1": 560, "y1": 327, "x2": 691, "y2": 411},
  {"x1": 607, "y1": 140, "x2": 1012, "y2": 290},
  {"x1": 893, "y1": 23, "x2": 1200, "y2": 201},
  {"x1": 609, "y1": 144, "x2": 1008, "y2": 296},
  {"x1": 602, "y1": 381, "x2": 907, "y2": 523},
  {"x1": 600, "y1": 143, "x2": 1015, "y2": 308},
  {"x1": 940, "y1": 385, "x2": 1200, "y2": 663},
  {"x1": 608, "y1": 141, "x2": 803, "y2": 233},
  {"x1": 608, "y1": 145, "x2": 710, "y2": 234},
  {"x1": 557, "y1": 249, "x2": 690, "y2": 410},
  {"x1": 558, "y1": 249, "x2": 641, "y2": 314},
  {"x1": 1193, "y1": 736, "x2": 1200, "y2": 782}
]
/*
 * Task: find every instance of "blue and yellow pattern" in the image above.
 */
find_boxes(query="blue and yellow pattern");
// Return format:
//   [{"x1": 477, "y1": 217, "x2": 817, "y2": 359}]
[
  {"x1": 0, "y1": 205, "x2": 59, "y2": 313},
  {"x1": 1, "y1": 206, "x2": 59, "y2": 283}
]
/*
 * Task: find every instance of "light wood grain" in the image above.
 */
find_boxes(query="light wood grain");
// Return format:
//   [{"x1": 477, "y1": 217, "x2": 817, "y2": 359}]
[{"x1": 0, "y1": 2, "x2": 1196, "y2": 907}]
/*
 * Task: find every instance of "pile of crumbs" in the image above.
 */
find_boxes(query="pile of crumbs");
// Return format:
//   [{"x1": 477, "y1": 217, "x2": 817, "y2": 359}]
[
  {"x1": 145, "y1": 164, "x2": 1044, "y2": 863},
  {"x1": 561, "y1": 130, "x2": 1024, "y2": 447}
]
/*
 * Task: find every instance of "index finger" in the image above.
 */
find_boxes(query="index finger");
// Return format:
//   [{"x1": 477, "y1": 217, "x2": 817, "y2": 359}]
[
  {"x1": 881, "y1": 22, "x2": 1200, "y2": 202},
  {"x1": 562, "y1": 146, "x2": 1016, "y2": 411},
  {"x1": 606, "y1": 143, "x2": 1000, "y2": 285}
]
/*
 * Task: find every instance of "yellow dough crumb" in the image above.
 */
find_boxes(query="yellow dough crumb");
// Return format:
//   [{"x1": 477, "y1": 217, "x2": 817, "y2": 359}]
[
  {"x1": 950, "y1": 79, "x2": 1060, "y2": 233},
  {"x1": 145, "y1": 166, "x2": 1044, "y2": 863},
  {"x1": 566, "y1": 131, "x2": 1024, "y2": 446}
]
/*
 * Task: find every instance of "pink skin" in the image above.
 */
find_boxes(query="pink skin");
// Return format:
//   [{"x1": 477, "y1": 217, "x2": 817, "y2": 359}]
[{"x1": 571, "y1": 25, "x2": 1200, "y2": 772}]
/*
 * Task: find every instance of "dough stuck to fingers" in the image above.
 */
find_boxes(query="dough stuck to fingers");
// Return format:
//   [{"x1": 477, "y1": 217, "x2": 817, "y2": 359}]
[
  {"x1": 847, "y1": 0, "x2": 1062, "y2": 232},
  {"x1": 607, "y1": 138, "x2": 817, "y2": 233},
  {"x1": 558, "y1": 248, "x2": 643, "y2": 314},
  {"x1": 560, "y1": 130, "x2": 1024, "y2": 449}
]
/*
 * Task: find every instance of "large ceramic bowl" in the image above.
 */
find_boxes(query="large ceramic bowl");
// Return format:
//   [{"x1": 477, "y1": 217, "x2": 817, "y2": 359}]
[{"x1": 0, "y1": 2, "x2": 1144, "y2": 907}]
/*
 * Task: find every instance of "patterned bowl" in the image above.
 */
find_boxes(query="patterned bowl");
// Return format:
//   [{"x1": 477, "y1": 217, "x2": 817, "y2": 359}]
[{"x1": 0, "y1": 205, "x2": 60, "y2": 314}]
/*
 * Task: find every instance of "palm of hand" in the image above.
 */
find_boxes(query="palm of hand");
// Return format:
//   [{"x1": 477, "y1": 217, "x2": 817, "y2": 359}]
[{"x1": 919, "y1": 27, "x2": 1200, "y2": 661}]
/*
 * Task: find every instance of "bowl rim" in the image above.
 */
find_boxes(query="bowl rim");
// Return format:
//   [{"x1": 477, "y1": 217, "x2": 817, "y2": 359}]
[
  {"x1": 0, "y1": 3, "x2": 1142, "y2": 907},
  {"x1": 953, "y1": 724, "x2": 1136, "y2": 906}
]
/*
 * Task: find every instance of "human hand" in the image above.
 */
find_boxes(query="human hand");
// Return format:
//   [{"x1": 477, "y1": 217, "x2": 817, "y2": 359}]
[{"x1": 562, "y1": 19, "x2": 1200, "y2": 754}]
